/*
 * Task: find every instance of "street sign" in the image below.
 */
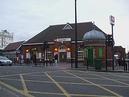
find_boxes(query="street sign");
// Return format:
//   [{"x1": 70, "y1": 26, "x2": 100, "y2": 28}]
[{"x1": 110, "y1": 15, "x2": 115, "y2": 25}]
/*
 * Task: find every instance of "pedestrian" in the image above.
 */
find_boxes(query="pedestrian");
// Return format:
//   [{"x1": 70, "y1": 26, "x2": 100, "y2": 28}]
[
  {"x1": 32, "y1": 54, "x2": 37, "y2": 66},
  {"x1": 54, "y1": 54, "x2": 58, "y2": 64},
  {"x1": 118, "y1": 58, "x2": 121, "y2": 66},
  {"x1": 123, "y1": 59, "x2": 127, "y2": 71}
]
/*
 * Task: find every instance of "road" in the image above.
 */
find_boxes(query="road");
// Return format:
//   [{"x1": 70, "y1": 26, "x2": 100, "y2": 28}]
[{"x1": 0, "y1": 64, "x2": 129, "y2": 97}]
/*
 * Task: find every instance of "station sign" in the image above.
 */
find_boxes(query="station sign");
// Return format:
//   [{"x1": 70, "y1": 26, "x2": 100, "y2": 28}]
[
  {"x1": 55, "y1": 38, "x2": 71, "y2": 42},
  {"x1": 110, "y1": 15, "x2": 115, "y2": 25}
]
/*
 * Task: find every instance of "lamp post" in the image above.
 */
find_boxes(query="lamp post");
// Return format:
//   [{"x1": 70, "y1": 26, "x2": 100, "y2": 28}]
[
  {"x1": 75, "y1": 0, "x2": 78, "y2": 68},
  {"x1": 110, "y1": 15, "x2": 115, "y2": 70},
  {"x1": 111, "y1": 24, "x2": 114, "y2": 70}
]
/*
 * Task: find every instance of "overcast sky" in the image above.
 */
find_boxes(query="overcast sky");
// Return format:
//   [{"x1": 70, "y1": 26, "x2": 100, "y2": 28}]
[{"x1": 0, "y1": 0, "x2": 129, "y2": 52}]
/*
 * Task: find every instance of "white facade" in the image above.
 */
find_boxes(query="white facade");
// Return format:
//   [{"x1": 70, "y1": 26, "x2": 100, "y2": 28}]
[{"x1": 0, "y1": 30, "x2": 13, "y2": 49}]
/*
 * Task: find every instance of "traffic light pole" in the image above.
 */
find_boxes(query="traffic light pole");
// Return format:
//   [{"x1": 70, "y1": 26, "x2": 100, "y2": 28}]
[
  {"x1": 111, "y1": 24, "x2": 114, "y2": 70},
  {"x1": 109, "y1": 15, "x2": 115, "y2": 71}
]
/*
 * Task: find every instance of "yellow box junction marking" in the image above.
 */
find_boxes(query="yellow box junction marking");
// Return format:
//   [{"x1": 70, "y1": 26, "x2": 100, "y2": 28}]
[
  {"x1": 20, "y1": 74, "x2": 29, "y2": 94},
  {"x1": 64, "y1": 70, "x2": 123, "y2": 97},
  {"x1": 88, "y1": 73, "x2": 129, "y2": 87},
  {"x1": 108, "y1": 73, "x2": 129, "y2": 79},
  {"x1": 29, "y1": 90, "x2": 117, "y2": 97},
  {"x1": 70, "y1": 93, "x2": 117, "y2": 97},
  {"x1": 29, "y1": 91, "x2": 65, "y2": 96},
  {"x1": 76, "y1": 70, "x2": 129, "y2": 87},
  {"x1": 0, "y1": 80, "x2": 34, "y2": 97},
  {"x1": 45, "y1": 72, "x2": 71, "y2": 97},
  {"x1": 107, "y1": 73, "x2": 129, "y2": 80}
]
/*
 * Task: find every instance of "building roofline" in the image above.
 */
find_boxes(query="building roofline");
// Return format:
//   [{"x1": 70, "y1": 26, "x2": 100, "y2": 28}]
[{"x1": 49, "y1": 21, "x2": 93, "y2": 27}]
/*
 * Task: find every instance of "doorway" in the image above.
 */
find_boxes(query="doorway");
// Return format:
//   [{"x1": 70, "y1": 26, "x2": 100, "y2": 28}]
[
  {"x1": 87, "y1": 47, "x2": 94, "y2": 66},
  {"x1": 59, "y1": 52, "x2": 67, "y2": 62}
]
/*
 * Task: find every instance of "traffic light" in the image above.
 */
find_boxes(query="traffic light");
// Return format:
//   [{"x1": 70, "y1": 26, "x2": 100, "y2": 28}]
[
  {"x1": 43, "y1": 41, "x2": 49, "y2": 50},
  {"x1": 106, "y1": 35, "x2": 114, "y2": 46}
]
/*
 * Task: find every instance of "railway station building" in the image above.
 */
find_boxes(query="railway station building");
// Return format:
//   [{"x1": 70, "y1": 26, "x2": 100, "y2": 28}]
[{"x1": 21, "y1": 22, "x2": 114, "y2": 68}]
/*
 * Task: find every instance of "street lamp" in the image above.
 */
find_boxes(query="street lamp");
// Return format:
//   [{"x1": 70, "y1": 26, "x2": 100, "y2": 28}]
[
  {"x1": 110, "y1": 15, "x2": 115, "y2": 70},
  {"x1": 75, "y1": 0, "x2": 78, "y2": 68}
]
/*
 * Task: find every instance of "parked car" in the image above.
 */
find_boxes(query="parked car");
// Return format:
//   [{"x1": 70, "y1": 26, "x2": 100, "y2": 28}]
[{"x1": 0, "y1": 56, "x2": 12, "y2": 66}]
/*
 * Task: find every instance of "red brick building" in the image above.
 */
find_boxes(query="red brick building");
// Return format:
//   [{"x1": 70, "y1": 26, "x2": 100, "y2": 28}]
[{"x1": 21, "y1": 22, "x2": 114, "y2": 67}]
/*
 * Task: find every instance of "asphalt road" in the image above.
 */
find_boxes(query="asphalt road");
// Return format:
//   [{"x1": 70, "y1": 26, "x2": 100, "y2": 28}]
[{"x1": 0, "y1": 64, "x2": 129, "y2": 97}]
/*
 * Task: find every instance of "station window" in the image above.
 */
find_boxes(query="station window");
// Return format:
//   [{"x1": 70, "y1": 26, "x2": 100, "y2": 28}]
[
  {"x1": 98, "y1": 48, "x2": 103, "y2": 58},
  {"x1": 78, "y1": 51, "x2": 84, "y2": 61},
  {"x1": 47, "y1": 51, "x2": 53, "y2": 60}
]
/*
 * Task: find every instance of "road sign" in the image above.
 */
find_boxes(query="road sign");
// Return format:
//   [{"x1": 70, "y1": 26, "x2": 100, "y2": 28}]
[{"x1": 110, "y1": 15, "x2": 115, "y2": 25}]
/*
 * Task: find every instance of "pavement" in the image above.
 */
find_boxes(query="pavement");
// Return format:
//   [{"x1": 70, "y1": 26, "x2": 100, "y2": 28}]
[{"x1": 0, "y1": 63, "x2": 129, "y2": 97}]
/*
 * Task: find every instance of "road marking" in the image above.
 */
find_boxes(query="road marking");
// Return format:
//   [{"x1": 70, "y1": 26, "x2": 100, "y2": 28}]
[
  {"x1": 90, "y1": 73, "x2": 129, "y2": 87},
  {"x1": 45, "y1": 72, "x2": 71, "y2": 97},
  {"x1": 20, "y1": 74, "x2": 29, "y2": 94},
  {"x1": 0, "y1": 69, "x2": 67, "y2": 78},
  {"x1": 0, "y1": 78, "x2": 21, "y2": 81},
  {"x1": 0, "y1": 77, "x2": 92, "y2": 85},
  {"x1": 70, "y1": 93, "x2": 116, "y2": 97},
  {"x1": 0, "y1": 80, "x2": 34, "y2": 97},
  {"x1": 76, "y1": 70, "x2": 129, "y2": 79},
  {"x1": 108, "y1": 73, "x2": 129, "y2": 79},
  {"x1": 29, "y1": 90, "x2": 116, "y2": 97},
  {"x1": 49, "y1": 75, "x2": 77, "y2": 78},
  {"x1": 23, "y1": 74, "x2": 46, "y2": 77},
  {"x1": 0, "y1": 74, "x2": 20, "y2": 78},
  {"x1": 20, "y1": 74, "x2": 35, "y2": 97},
  {"x1": 101, "y1": 84, "x2": 129, "y2": 87},
  {"x1": 1, "y1": 77, "x2": 129, "y2": 88},
  {"x1": 29, "y1": 91, "x2": 65, "y2": 96},
  {"x1": 54, "y1": 75, "x2": 102, "y2": 80},
  {"x1": 0, "y1": 71, "x2": 43, "y2": 78},
  {"x1": 71, "y1": 70, "x2": 129, "y2": 86},
  {"x1": 64, "y1": 71, "x2": 123, "y2": 97},
  {"x1": 2, "y1": 87, "x2": 20, "y2": 97},
  {"x1": 0, "y1": 69, "x2": 70, "y2": 78}
]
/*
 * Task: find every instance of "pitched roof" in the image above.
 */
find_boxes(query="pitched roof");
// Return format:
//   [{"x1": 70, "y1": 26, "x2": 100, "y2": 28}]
[
  {"x1": 24, "y1": 22, "x2": 105, "y2": 44},
  {"x1": 4, "y1": 41, "x2": 24, "y2": 51}
]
